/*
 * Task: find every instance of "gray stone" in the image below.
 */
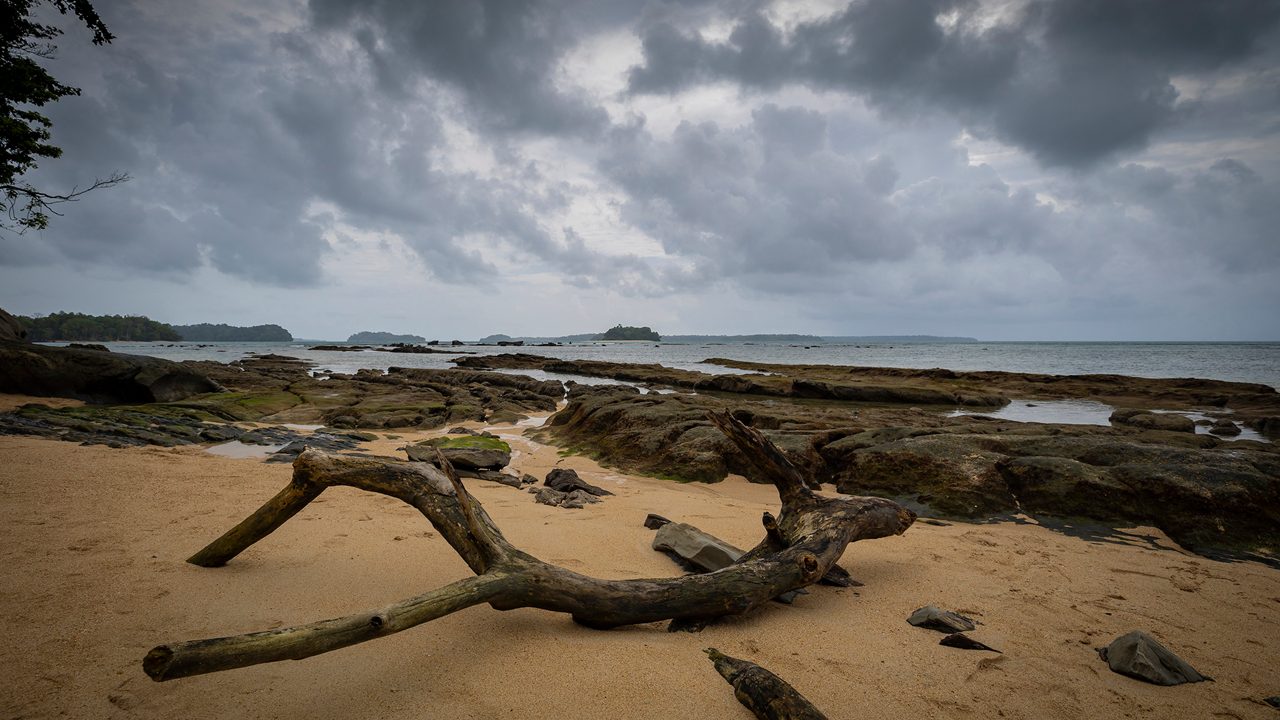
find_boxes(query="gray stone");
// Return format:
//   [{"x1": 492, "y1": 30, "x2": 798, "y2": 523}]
[
  {"x1": 545, "y1": 468, "x2": 613, "y2": 496},
  {"x1": 652, "y1": 522, "x2": 744, "y2": 572},
  {"x1": 1098, "y1": 630, "x2": 1208, "y2": 686},
  {"x1": 534, "y1": 487, "x2": 600, "y2": 509},
  {"x1": 908, "y1": 606, "x2": 977, "y2": 633}
]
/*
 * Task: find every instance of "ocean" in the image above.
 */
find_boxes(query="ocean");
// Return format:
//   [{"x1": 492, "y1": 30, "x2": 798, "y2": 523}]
[{"x1": 56, "y1": 340, "x2": 1280, "y2": 391}]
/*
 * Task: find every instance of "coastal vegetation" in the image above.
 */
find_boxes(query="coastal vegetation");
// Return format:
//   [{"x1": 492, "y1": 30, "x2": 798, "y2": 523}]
[
  {"x1": 348, "y1": 331, "x2": 426, "y2": 344},
  {"x1": 18, "y1": 312, "x2": 180, "y2": 341},
  {"x1": 173, "y1": 323, "x2": 292, "y2": 341},
  {"x1": 600, "y1": 324, "x2": 661, "y2": 341}
]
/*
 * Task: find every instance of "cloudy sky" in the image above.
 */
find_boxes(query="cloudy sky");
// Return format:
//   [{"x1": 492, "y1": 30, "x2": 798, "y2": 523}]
[{"x1": 3, "y1": 0, "x2": 1279, "y2": 340}]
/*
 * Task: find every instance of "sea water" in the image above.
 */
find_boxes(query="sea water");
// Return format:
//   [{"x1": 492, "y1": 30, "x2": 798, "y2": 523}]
[{"x1": 58, "y1": 340, "x2": 1280, "y2": 391}]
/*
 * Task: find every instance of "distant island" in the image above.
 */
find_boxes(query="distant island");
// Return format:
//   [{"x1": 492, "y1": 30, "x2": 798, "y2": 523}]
[
  {"x1": 173, "y1": 323, "x2": 293, "y2": 341},
  {"x1": 601, "y1": 325, "x2": 661, "y2": 341},
  {"x1": 18, "y1": 312, "x2": 181, "y2": 342},
  {"x1": 348, "y1": 331, "x2": 426, "y2": 344}
]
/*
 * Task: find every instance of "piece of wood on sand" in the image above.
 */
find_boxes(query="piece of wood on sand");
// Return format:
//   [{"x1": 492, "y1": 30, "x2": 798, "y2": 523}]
[
  {"x1": 705, "y1": 648, "x2": 828, "y2": 720},
  {"x1": 144, "y1": 411, "x2": 915, "y2": 681}
]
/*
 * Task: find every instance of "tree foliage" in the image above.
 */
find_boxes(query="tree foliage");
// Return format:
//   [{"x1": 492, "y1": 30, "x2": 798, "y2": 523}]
[
  {"x1": 1, "y1": 0, "x2": 127, "y2": 232},
  {"x1": 174, "y1": 323, "x2": 294, "y2": 342},
  {"x1": 19, "y1": 312, "x2": 181, "y2": 341},
  {"x1": 601, "y1": 324, "x2": 661, "y2": 341}
]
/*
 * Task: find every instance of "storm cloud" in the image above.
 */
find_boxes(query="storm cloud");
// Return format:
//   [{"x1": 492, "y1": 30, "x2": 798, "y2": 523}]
[{"x1": 1, "y1": 0, "x2": 1277, "y2": 339}]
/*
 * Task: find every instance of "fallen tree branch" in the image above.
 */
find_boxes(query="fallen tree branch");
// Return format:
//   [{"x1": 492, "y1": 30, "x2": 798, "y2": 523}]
[{"x1": 145, "y1": 412, "x2": 915, "y2": 681}]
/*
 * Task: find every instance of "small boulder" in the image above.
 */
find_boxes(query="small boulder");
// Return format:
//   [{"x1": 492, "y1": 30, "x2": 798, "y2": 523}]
[
  {"x1": 1109, "y1": 409, "x2": 1195, "y2": 433},
  {"x1": 652, "y1": 522, "x2": 743, "y2": 572},
  {"x1": 1098, "y1": 630, "x2": 1208, "y2": 686},
  {"x1": 907, "y1": 606, "x2": 977, "y2": 633},
  {"x1": 1208, "y1": 419, "x2": 1241, "y2": 437},
  {"x1": 544, "y1": 468, "x2": 613, "y2": 496},
  {"x1": 534, "y1": 487, "x2": 600, "y2": 509}
]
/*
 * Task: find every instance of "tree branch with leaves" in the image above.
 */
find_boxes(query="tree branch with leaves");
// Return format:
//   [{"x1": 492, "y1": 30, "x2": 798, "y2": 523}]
[{"x1": 1, "y1": 0, "x2": 128, "y2": 233}]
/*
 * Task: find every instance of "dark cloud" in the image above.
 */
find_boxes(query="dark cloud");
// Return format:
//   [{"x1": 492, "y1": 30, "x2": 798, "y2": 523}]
[
  {"x1": 3, "y1": 0, "x2": 1277, "y2": 340},
  {"x1": 308, "y1": 0, "x2": 610, "y2": 136},
  {"x1": 9, "y1": 0, "x2": 582, "y2": 287},
  {"x1": 627, "y1": 0, "x2": 1280, "y2": 166}
]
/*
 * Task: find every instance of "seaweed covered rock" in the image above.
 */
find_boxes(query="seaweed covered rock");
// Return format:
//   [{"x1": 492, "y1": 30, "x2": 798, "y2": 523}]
[{"x1": 405, "y1": 435, "x2": 512, "y2": 469}]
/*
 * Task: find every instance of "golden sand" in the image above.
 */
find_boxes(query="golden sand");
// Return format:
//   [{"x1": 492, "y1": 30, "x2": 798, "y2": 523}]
[{"x1": 0, "y1": 408, "x2": 1276, "y2": 718}]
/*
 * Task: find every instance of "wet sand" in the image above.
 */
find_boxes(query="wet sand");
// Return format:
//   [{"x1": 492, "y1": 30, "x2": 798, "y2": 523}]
[{"x1": 1, "y1": 409, "x2": 1277, "y2": 719}]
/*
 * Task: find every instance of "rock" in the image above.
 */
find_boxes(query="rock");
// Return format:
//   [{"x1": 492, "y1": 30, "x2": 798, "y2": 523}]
[
  {"x1": 448, "y1": 426, "x2": 478, "y2": 435},
  {"x1": 939, "y1": 633, "x2": 1001, "y2": 652},
  {"x1": 1208, "y1": 419, "x2": 1241, "y2": 437},
  {"x1": 831, "y1": 435, "x2": 1015, "y2": 517},
  {"x1": 644, "y1": 513, "x2": 673, "y2": 530},
  {"x1": 457, "y1": 469, "x2": 524, "y2": 488},
  {"x1": 544, "y1": 468, "x2": 613, "y2": 496},
  {"x1": 1263, "y1": 696, "x2": 1280, "y2": 708},
  {"x1": 0, "y1": 342, "x2": 223, "y2": 403},
  {"x1": 652, "y1": 522, "x2": 744, "y2": 572},
  {"x1": 198, "y1": 425, "x2": 244, "y2": 442},
  {"x1": 405, "y1": 436, "x2": 511, "y2": 470},
  {"x1": 534, "y1": 487, "x2": 600, "y2": 509},
  {"x1": 1097, "y1": 630, "x2": 1208, "y2": 686},
  {"x1": 0, "y1": 307, "x2": 27, "y2": 342},
  {"x1": 907, "y1": 606, "x2": 977, "y2": 633},
  {"x1": 1110, "y1": 409, "x2": 1195, "y2": 433},
  {"x1": 450, "y1": 340, "x2": 464, "y2": 346},
  {"x1": 520, "y1": 473, "x2": 538, "y2": 485},
  {"x1": 67, "y1": 343, "x2": 110, "y2": 352}
]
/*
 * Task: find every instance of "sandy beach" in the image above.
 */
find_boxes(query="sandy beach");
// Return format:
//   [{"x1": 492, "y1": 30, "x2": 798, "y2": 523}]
[{"x1": 1, "y1": 405, "x2": 1277, "y2": 720}]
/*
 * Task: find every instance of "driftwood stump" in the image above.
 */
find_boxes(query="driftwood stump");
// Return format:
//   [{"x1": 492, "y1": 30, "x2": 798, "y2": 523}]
[
  {"x1": 706, "y1": 648, "x2": 828, "y2": 720},
  {"x1": 144, "y1": 411, "x2": 915, "y2": 681}
]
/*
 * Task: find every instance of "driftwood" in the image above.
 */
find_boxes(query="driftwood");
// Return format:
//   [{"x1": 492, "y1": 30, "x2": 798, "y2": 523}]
[
  {"x1": 705, "y1": 648, "x2": 828, "y2": 720},
  {"x1": 144, "y1": 411, "x2": 915, "y2": 681}
]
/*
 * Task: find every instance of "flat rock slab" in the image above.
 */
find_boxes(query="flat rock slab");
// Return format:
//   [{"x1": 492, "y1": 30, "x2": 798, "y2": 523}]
[
  {"x1": 652, "y1": 522, "x2": 744, "y2": 572},
  {"x1": 1098, "y1": 630, "x2": 1209, "y2": 686},
  {"x1": 908, "y1": 606, "x2": 977, "y2": 633},
  {"x1": 939, "y1": 633, "x2": 1001, "y2": 653}
]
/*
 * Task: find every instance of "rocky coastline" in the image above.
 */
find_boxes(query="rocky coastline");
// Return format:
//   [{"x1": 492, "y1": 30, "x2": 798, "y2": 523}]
[{"x1": 1, "y1": 329, "x2": 1276, "y2": 564}]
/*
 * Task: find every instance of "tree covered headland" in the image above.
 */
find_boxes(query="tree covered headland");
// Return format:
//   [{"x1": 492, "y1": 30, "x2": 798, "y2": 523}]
[
  {"x1": 173, "y1": 323, "x2": 293, "y2": 341},
  {"x1": 19, "y1": 312, "x2": 181, "y2": 341},
  {"x1": 601, "y1": 325, "x2": 661, "y2": 341}
]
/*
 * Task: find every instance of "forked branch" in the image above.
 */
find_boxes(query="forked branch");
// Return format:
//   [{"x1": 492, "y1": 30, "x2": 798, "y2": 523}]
[{"x1": 144, "y1": 413, "x2": 914, "y2": 681}]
